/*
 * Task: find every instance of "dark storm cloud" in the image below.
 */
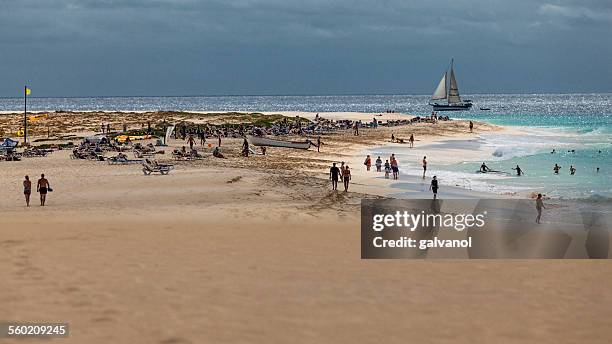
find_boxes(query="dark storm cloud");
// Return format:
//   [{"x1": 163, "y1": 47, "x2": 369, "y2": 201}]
[{"x1": 0, "y1": 0, "x2": 610, "y2": 96}]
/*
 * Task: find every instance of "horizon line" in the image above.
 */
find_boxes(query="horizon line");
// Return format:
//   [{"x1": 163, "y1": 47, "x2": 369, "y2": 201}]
[{"x1": 1, "y1": 91, "x2": 611, "y2": 100}]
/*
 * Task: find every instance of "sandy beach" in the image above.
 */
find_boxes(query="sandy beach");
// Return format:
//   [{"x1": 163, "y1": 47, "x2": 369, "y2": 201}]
[{"x1": 2, "y1": 111, "x2": 612, "y2": 343}]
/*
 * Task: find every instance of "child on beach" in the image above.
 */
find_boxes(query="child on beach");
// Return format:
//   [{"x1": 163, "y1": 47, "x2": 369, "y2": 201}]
[
  {"x1": 375, "y1": 156, "x2": 382, "y2": 172},
  {"x1": 384, "y1": 160, "x2": 391, "y2": 179}
]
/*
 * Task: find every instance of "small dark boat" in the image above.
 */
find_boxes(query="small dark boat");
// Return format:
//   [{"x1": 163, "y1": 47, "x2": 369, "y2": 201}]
[{"x1": 480, "y1": 107, "x2": 491, "y2": 111}]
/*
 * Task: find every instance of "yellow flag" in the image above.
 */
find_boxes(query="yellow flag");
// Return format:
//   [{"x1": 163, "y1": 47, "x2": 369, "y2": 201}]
[{"x1": 25, "y1": 87, "x2": 31, "y2": 95}]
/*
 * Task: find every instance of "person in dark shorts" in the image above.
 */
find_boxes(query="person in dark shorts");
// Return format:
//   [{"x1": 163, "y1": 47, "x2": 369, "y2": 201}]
[
  {"x1": 23, "y1": 175, "x2": 32, "y2": 207},
  {"x1": 422, "y1": 156, "x2": 428, "y2": 179},
  {"x1": 469, "y1": 121, "x2": 474, "y2": 133},
  {"x1": 429, "y1": 176, "x2": 439, "y2": 200},
  {"x1": 37, "y1": 173, "x2": 51, "y2": 206},
  {"x1": 329, "y1": 163, "x2": 340, "y2": 190}
]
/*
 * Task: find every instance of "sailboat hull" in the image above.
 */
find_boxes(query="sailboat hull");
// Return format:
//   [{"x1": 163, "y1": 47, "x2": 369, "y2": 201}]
[{"x1": 431, "y1": 103, "x2": 473, "y2": 111}]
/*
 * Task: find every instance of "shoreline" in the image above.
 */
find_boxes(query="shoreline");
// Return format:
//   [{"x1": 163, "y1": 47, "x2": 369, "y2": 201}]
[{"x1": 2, "y1": 110, "x2": 605, "y2": 201}]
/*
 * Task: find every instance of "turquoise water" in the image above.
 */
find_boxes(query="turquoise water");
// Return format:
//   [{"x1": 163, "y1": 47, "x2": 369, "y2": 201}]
[{"x1": 436, "y1": 94, "x2": 612, "y2": 199}]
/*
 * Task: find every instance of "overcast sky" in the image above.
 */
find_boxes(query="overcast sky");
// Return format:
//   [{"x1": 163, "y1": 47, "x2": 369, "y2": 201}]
[{"x1": 0, "y1": 0, "x2": 610, "y2": 97}]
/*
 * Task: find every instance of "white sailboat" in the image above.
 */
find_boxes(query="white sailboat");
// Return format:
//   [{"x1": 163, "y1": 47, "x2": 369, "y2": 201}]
[{"x1": 429, "y1": 59, "x2": 472, "y2": 111}]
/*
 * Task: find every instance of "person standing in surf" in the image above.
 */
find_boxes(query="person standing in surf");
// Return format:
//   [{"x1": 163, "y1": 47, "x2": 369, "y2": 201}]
[
  {"x1": 536, "y1": 193, "x2": 546, "y2": 224},
  {"x1": 422, "y1": 156, "x2": 428, "y2": 179},
  {"x1": 430, "y1": 176, "x2": 439, "y2": 200}
]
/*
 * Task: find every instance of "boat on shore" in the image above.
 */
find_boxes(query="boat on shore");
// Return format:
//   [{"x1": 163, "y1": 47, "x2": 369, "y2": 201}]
[
  {"x1": 429, "y1": 59, "x2": 473, "y2": 111},
  {"x1": 246, "y1": 135, "x2": 312, "y2": 150}
]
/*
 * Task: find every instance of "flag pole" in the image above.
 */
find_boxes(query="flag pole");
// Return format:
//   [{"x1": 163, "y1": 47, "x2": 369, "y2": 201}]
[{"x1": 24, "y1": 86, "x2": 28, "y2": 146}]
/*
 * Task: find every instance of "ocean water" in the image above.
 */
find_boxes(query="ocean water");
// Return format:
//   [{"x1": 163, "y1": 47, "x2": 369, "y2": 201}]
[{"x1": 1, "y1": 93, "x2": 610, "y2": 199}]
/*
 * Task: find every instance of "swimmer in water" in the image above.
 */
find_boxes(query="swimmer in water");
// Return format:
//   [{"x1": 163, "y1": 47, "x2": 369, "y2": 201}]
[
  {"x1": 570, "y1": 165, "x2": 576, "y2": 175},
  {"x1": 512, "y1": 165, "x2": 523, "y2": 176},
  {"x1": 553, "y1": 164, "x2": 561, "y2": 174},
  {"x1": 480, "y1": 162, "x2": 490, "y2": 172}
]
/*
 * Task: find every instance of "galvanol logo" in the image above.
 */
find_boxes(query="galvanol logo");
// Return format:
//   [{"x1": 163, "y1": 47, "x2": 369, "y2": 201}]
[{"x1": 371, "y1": 210, "x2": 487, "y2": 249}]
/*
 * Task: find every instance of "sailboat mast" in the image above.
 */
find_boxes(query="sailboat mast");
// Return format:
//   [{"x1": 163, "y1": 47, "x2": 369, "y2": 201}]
[{"x1": 445, "y1": 71, "x2": 449, "y2": 102}]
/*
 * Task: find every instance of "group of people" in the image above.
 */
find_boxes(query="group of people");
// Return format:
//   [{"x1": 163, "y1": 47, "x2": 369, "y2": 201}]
[
  {"x1": 329, "y1": 153, "x2": 438, "y2": 197},
  {"x1": 329, "y1": 162, "x2": 352, "y2": 192},
  {"x1": 22, "y1": 174, "x2": 51, "y2": 207},
  {"x1": 363, "y1": 154, "x2": 400, "y2": 180},
  {"x1": 391, "y1": 133, "x2": 415, "y2": 147},
  {"x1": 553, "y1": 163, "x2": 580, "y2": 175}
]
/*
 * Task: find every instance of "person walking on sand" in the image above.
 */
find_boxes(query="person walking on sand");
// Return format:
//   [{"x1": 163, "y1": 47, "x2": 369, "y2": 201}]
[
  {"x1": 329, "y1": 162, "x2": 340, "y2": 191},
  {"x1": 242, "y1": 138, "x2": 249, "y2": 157},
  {"x1": 536, "y1": 193, "x2": 545, "y2": 224},
  {"x1": 375, "y1": 156, "x2": 382, "y2": 172},
  {"x1": 342, "y1": 165, "x2": 351, "y2": 192},
  {"x1": 364, "y1": 155, "x2": 372, "y2": 171},
  {"x1": 340, "y1": 161, "x2": 345, "y2": 175},
  {"x1": 37, "y1": 174, "x2": 51, "y2": 206},
  {"x1": 316, "y1": 136, "x2": 322, "y2": 152},
  {"x1": 469, "y1": 121, "x2": 474, "y2": 133},
  {"x1": 187, "y1": 134, "x2": 195, "y2": 150},
  {"x1": 409, "y1": 134, "x2": 414, "y2": 148},
  {"x1": 217, "y1": 131, "x2": 222, "y2": 147},
  {"x1": 553, "y1": 163, "x2": 561, "y2": 174},
  {"x1": 23, "y1": 175, "x2": 32, "y2": 207},
  {"x1": 430, "y1": 176, "x2": 439, "y2": 200},
  {"x1": 384, "y1": 160, "x2": 391, "y2": 179},
  {"x1": 353, "y1": 122, "x2": 359, "y2": 136},
  {"x1": 422, "y1": 156, "x2": 428, "y2": 179}
]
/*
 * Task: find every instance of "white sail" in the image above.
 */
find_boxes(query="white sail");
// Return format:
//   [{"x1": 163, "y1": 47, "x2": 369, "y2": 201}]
[
  {"x1": 448, "y1": 66, "x2": 461, "y2": 104},
  {"x1": 431, "y1": 73, "x2": 447, "y2": 100}
]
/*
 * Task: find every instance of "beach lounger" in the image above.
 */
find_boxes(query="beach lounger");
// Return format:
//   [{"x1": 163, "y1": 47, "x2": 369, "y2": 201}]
[
  {"x1": 108, "y1": 154, "x2": 142, "y2": 165},
  {"x1": 142, "y1": 159, "x2": 174, "y2": 175}
]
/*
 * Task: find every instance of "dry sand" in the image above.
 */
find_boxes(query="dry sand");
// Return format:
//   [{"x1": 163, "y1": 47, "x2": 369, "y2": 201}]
[{"x1": 1, "y1": 111, "x2": 611, "y2": 343}]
